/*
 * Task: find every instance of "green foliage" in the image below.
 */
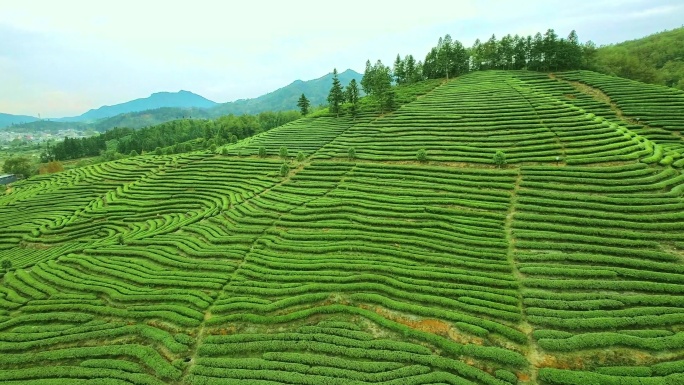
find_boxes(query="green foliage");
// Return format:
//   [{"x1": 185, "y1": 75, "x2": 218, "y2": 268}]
[
  {"x1": 258, "y1": 146, "x2": 267, "y2": 158},
  {"x1": 209, "y1": 144, "x2": 217, "y2": 152},
  {"x1": 327, "y1": 68, "x2": 344, "y2": 116},
  {"x1": 296, "y1": 152, "x2": 305, "y2": 162},
  {"x1": 221, "y1": 147, "x2": 229, "y2": 156},
  {"x1": 590, "y1": 27, "x2": 684, "y2": 90},
  {"x1": 495, "y1": 369, "x2": 518, "y2": 384},
  {"x1": 279, "y1": 146, "x2": 289, "y2": 159},
  {"x1": 344, "y1": 79, "x2": 360, "y2": 117},
  {"x1": 2, "y1": 156, "x2": 34, "y2": 178},
  {"x1": 296, "y1": 93, "x2": 310, "y2": 115},
  {"x1": 279, "y1": 162, "x2": 290, "y2": 177},
  {"x1": 348, "y1": 147, "x2": 356, "y2": 160},
  {"x1": 1, "y1": 259, "x2": 11, "y2": 271},
  {"x1": 361, "y1": 60, "x2": 395, "y2": 113},
  {"x1": 417, "y1": 148, "x2": 427, "y2": 162},
  {"x1": 493, "y1": 150, "x2": 506, "y2": 168},
  {"x1": 129, "y1": 150, "x2": 139, "y2": 157},
  {"x1": 154, "y1": 147, "x2": 163, "y2": 155}
]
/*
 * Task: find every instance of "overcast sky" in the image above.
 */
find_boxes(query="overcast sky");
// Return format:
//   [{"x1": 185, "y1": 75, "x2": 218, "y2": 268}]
[{"x1": 1, "y1": 0, "x2": 682, "y2": 118}]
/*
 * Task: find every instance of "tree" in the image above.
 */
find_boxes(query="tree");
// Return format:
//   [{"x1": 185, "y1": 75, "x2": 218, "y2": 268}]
[
  {"x1": 493, "y1": 150, "x2": 506, "y2": 168},
  {"x1": 345, "y1": 79, "x2": 360, "y2": 117},
  {"x1": 129, "y1": 150, "x2": 139, "y2": 157},
  {"x1": 327, "y1": 68, "x2": 344, "y2": 117},
  {"x1": 155, "y1": 147, "x2": 163, "y2": 155},
  {"x1": 297, "y1": 93, "x2": 310, "y2": 115},
  {"x1": 209, "y1": 144, "x2": 217, "y2": 152},
  {"x1": 348, "y1": 147, "x2": 356, "y2": 160},
  {"x1": 117, "y1": 234, "x2": 124, "y2": 245},
  {"x1": 361, "y1": 60, "x2": 373, "y2": 94},
  {"x1": 259, "y1": 146, "x2": 267, "y2": 158},
  {"x1": 393, "y1": 54, "x2": 406, "y2": 84},
  {"x1": 296, "y1": 151, "x2": 305, "y2": 162},
  {"x1": 221, "y1": 147, "x2": 229, "y2": 156},
  {"x1": 280, "y1": 162, "x2": 290, "y2": 177},
  {"x1": 362, "y1": 60, "x2": 395, "y2": 113},
  {"x1": 0, "y1": 259, "x2": 11, "y2": 271},
  {"x1": 417, "y1": 148, "x2": 427, "y2": 162},
  {"x1": 279, "y1": 146, "x2": 289, "y2": 159},
  {"x1": 2, "y1": 156, "x2": 34, "y2": 178}
]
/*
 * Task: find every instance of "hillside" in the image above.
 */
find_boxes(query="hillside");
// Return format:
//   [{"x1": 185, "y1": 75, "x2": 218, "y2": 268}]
[
  {"x1": 210, "y1": 69, "x2": 362, "y2": 116},
  {"x1": 1, "y1": 70, "x2": 684, "y2": 385},
  {"x1": 0, "y1": 113, "x2": 39, "y2": 128},
  {"x1": 591, "y1": 27, "x2": 684, "y2": 90},
  {"x1": 58, "y1": 90, "x2": 218, "y2": 123}
]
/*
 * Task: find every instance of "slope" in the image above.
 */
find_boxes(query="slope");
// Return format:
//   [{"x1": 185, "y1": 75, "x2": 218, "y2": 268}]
[
  {"x1": 209, "y1": 69, "x2": 362, "y2": 116},
  {"x1": 0, "y1": 70, "x2": 683, "y2": 385},
  {"x1": 59, "y1": 90, "x2": 218, "y2": 123},
  {"x1": 0, "y1": 113, "x2": 39, "y2": 129},
  {"x1": 591, "y1": 27, "x2": 684, "y2": 90}
]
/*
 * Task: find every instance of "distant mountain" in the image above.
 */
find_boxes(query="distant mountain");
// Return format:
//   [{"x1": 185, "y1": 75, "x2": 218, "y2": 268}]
[
  {"x1": 3, "y1": 70, "x2": 363, "y2": 133},
  {"x1": 0, "y1": 113, "x2": 39, "y2": 128},
  {"x1": 90, "y1": 107, "x2": 212, "y2": 131},
  {"x1": 58, "y1": 90, "x2": 218, "y2": 122},
  {"x1": 210, "y1": 69, "x2": 363, "y2": 116}
]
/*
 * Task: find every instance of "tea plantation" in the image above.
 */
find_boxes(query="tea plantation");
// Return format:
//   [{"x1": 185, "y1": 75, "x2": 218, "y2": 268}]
[{"x1": 1, "y1": 70, "x2": 683, "y2": 384}]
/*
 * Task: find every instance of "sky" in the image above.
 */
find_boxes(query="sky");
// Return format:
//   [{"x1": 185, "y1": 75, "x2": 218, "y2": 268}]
[{"x1": 1, "y1": 0, "x2": 682, "y2": 118}]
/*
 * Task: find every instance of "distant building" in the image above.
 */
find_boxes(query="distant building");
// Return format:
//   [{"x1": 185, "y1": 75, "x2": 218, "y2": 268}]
[{"x1": 0, "y1": 174, "x2": 17, "y2": 185}]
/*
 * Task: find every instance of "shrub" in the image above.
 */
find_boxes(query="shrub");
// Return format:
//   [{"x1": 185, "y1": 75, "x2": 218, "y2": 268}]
[
  {"x1": 417, "y1": 148, "x2": 427, "y2": 162},
  {"x1": 348, "y1": 147, "x2": 356, "y2": 160},
  {"x1": 296, "y1": 152, "x2": 305, "y2": 162},
  {"x1": 259, "y1": 147, "x2": 267, "y2": 158},
  {"x1": 1, "y1": 259, "x2": 12, "y2": 271},
  {"x1": 279, "y1": 146, "x2": 289, "y2": 159},
  {"x1": 280, "y1": 163, "x2": 290, "y2": 177},
  {"x1": 493, "y1": 150, "x2": 506, "y2": 168},
  {"x1": 154, "y1": 147, "x2": 163, "y2": 155},
  {"x1": 129, "y1": 150, "x2": 139, "y2": 157}
]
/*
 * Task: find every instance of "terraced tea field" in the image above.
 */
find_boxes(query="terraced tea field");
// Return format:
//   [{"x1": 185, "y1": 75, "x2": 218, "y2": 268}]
[{"x1": 1, "y1": 70, "x2": 683, "y2": 384}]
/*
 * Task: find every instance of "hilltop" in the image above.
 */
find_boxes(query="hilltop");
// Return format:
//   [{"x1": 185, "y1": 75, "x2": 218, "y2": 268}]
[
  {"x1": 58, "y1": 90, "x2": 218, "y2": 123},
  {"x1": 1, "y1": 69, "x2": 684, "y2": 385},
  {"x1": 0, "y1": 112, "x2": 39, "y2": 128},
  {"x1": 210, "y1": 69, "x2": 363, "y2": 116}
]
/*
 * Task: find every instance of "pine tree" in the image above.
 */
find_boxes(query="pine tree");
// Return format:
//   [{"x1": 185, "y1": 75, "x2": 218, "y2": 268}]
[
  {"x1": 297, "y1": 93, "x2": 310, "y2": 115},
  {"x1": 393, "y1": 54, "x2": 406, "y2": 84},
  {"x1": 327, "y1": 68, "x2": 344, "y2": 117},
  {"x1": 345, "y1": 79, "x2": 360, "y2": 118}
]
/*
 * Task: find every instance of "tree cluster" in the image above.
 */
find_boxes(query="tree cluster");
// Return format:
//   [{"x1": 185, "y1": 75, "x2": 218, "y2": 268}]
[
  {"x1": 589, "y1": 27, "x2": 684, "y2": 90},
  {"x1": 469, "y1": 29, "x2": 585, "y2": 72},
  {"x1": 361, "y1": 60, "x2": 395, "y2": 113},
  {"x1": 2, "y1": 156, "x2": 35, "y2": 178}
]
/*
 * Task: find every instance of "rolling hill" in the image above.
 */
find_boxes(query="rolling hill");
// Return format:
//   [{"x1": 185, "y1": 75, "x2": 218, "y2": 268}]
[
  {"x1": 58, "y1": 90, "x2": 218, "y2": 123},
  {"x1": 1, "y1": 70, "x2": 684, "y2": 385},
  {"x1": 591, "y1": 26, "x2": 684, "y2": 90},
  {"x1": 209, "y1": 69, "x2": 363, "y2": 116},
  {"x1": 0, "y1": 113, "x2": 39, "y2": 128},
  {"x1": 4, "y1": 69, "x2": 363, "y2": 133}
]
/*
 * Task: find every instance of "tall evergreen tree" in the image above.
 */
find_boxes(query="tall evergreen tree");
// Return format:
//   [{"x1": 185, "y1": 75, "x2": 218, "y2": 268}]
[
  {"x1": 345, "y1": 79, "x2": 360, "y2": 118},
  {"x1": 296, "y1": 93, "x2": 310, "y2": 115},
  {"x1": 327, "y1": 68, "x2": 344, "y2": 117},
  {"x1": 393, "y1": 54, "x2": 406, "y2": 84}
]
